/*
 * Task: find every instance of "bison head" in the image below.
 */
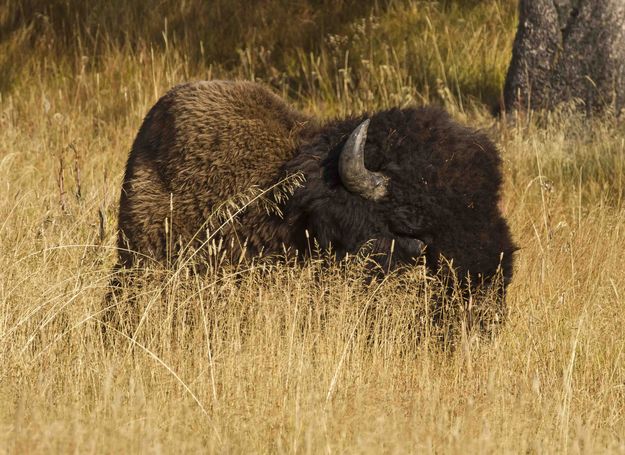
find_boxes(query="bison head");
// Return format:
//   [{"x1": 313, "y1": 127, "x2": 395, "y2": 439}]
[{"x1": 285, "y1": 107, "x2": 515, "y2": 291}]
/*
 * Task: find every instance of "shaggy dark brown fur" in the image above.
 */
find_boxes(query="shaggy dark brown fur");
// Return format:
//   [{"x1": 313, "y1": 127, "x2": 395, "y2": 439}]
[
  {"x1": 117, "y1": 80, "x2": 311, "y2": 266},
  {"x1": 117, "y1": 80, "x2": 515, "y2": 293}
]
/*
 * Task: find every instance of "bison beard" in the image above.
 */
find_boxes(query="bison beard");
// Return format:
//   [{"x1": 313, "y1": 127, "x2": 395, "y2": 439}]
[{"x1": 115, "y1": 81, "x2": 515, "y2": 310}]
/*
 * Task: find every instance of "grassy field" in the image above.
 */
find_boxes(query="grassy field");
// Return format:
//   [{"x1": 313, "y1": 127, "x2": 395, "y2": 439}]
[{"x1": 1, "y1": 0, "x2": 625, "y2": 452}]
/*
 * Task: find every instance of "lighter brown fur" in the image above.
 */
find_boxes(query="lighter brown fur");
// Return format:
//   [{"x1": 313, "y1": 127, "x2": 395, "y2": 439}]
[{"x1": 117, "y1": 80, "x2": 311, "y2": 267}]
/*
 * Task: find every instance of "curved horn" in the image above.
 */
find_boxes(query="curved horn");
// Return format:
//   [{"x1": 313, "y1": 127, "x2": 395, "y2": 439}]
[{"x1": 338, "y1": 119, "x2": 388, "y2": 200}]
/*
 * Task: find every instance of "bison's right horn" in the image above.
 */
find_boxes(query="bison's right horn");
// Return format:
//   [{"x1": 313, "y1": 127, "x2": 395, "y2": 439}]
[{"x1": 338, "y1": 119, "x2": 389, "y2": 201}]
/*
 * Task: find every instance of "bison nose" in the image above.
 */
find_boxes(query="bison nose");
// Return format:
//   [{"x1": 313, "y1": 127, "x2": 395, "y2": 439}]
[
  {"x1": 394, "y1": 236, "x2": 426, "y2": 258},
  {"x1": 409, "y1": 238, "x2": 426, "y2": 256}
]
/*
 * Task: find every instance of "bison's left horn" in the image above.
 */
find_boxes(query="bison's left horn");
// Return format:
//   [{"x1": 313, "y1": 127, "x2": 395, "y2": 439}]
[{"x1": 339, "y1": 119, "x2": 388, "y2": 201}]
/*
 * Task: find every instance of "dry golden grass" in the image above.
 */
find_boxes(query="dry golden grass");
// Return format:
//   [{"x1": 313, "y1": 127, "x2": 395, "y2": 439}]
[{"x1": 1, "y1": 0, "x2": 625, "y2": 453}]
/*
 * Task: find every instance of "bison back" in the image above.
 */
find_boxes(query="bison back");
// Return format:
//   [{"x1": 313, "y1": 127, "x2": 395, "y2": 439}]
[{"x1": 117, "y1": 81, "x2": 309, "y2": 267}]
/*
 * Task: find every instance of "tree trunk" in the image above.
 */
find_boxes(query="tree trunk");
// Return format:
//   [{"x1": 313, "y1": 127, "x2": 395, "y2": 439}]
[{"x1": 503, "y1": 0, "x2": 625, "y2": 114}]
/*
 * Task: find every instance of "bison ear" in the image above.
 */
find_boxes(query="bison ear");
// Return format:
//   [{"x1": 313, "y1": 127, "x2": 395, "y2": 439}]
[{"x1": 338, "y1": 119, "x2": 388, "y2": 201}]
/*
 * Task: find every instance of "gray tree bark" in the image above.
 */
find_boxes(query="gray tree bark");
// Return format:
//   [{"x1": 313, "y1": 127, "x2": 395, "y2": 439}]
[{"x1": 503, "y1": 0, "x2": 625, "y2": 114}]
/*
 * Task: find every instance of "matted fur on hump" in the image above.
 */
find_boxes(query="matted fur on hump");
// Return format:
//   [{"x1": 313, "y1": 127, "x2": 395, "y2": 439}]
[{"x1": 117, "y1": 81, "x2": 311, "y2": 265}]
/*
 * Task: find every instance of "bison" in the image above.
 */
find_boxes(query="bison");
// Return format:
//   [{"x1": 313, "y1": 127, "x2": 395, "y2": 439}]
[{"x1": 116, "y1": 80, "x2": 515, "y2": 296}]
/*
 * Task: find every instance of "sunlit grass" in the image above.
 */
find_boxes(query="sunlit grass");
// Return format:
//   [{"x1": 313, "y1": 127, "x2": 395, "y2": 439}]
[{"x1": 1, "y1": 0, "x2": 625, "y2": 452}]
